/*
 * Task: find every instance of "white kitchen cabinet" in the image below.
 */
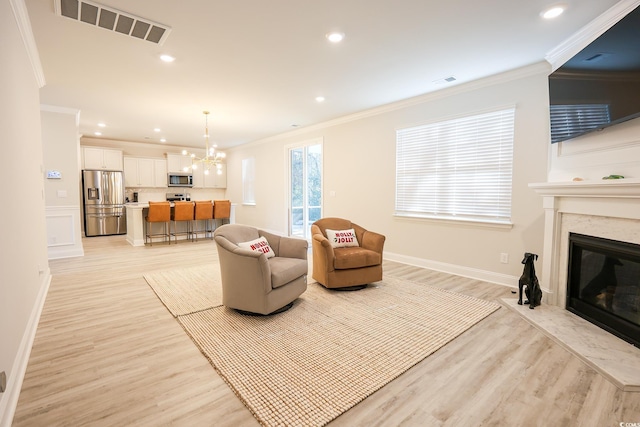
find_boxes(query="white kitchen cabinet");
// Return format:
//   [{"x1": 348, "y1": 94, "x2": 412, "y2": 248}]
[
  {"x1": 192, "y1": 166, "x2": 204, "y2": 188},
  {"x1": 167, "y1": 153, "x2": 226, "y2": 188},
  {"x1": 154, "y1": 159, "x2": 167, "y2": 187},
  {"x1": 167, "y1": 153, "x2": 192, "y2": 173},
  {"x1": 83, "y1": 147, "x2": 123, "y2": 170},
  {"x1": 192, "y1": 163, "x2": 226, "y2": 188},
  {"x1": 124, "y1": 157, "x2": 167, "y2": 187},
  {"x1": 205, "y1": 163, "x2": 227, "y2": 188}
]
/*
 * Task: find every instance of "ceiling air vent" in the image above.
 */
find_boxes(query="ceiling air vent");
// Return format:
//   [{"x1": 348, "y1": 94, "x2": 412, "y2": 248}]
[
  {"x1": 55, "y1": 0, "x2": 171, "y2": 45},
  {"x1": 432, "y1": 76, "x2": 457, "y2": 85}
]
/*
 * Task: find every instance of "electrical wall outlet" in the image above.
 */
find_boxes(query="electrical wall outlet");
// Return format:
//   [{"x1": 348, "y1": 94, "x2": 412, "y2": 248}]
[
  {"x1": 0, "y1": 371, "x2": 6, "y2": 393},
  {"x1": 500, "y1": 253, "x2": 509, "y2": 264}
]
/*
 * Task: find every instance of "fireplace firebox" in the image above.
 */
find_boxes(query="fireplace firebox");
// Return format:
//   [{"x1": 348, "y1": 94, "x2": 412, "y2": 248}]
[{"x1": 567, "y1": 233, "x2": 640, "y2": 347}]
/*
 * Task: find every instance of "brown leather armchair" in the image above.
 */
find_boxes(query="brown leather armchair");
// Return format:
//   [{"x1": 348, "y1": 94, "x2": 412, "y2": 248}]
[
  {"x1": 214, "y1": 224, "x2": 308, "y2": 315},
  {"x1": 311, "y1": 218, "x2": 385, "y2": 290}
]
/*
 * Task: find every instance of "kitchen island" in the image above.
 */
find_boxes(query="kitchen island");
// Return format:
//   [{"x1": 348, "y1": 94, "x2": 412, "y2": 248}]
[{"x1": 125, "y1": 202, "x2": 236, "y2": 246}]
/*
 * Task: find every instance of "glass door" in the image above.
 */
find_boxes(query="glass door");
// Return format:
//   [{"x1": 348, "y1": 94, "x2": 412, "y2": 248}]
[{"x1": 289, "y1": 141, "x2": 322, "y2": 239}]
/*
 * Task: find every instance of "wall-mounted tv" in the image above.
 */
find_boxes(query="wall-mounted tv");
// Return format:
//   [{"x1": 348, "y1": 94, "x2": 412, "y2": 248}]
[{"x1": 548, "y1": 6, "x2": 640, "y2": 143}]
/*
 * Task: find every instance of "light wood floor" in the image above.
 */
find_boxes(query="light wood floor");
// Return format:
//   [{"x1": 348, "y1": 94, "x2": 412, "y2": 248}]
[{"x1": 12, "y1": 235, "x2": 640, "y2": 426}]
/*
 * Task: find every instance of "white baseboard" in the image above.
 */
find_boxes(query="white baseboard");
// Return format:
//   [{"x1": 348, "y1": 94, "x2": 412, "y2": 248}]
[
  {"x1": 48, "y1": 245, "x2": 84, "y2": 259},
  {"x1": 126, "y1": 235, "x2": 146, "y2": 247},
  {"x1": 0, "y1": 268, "x2": 51, "y2": 427},
  {"x1": 385, "y1": 251, "x2": 519, "y2": 289}
]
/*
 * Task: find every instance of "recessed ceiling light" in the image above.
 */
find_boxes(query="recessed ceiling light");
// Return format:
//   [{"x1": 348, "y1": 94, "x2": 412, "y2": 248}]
[
  {"x1": 160, "y1": 54, "x2": 175, "y2": 62},
  {"x1": 542, "y1": 5, "x2": 565, "y2": 19},
  {"x1": 315, "y1": 96, "x2": 325, "y2": 103},
  {"x1": 326, "y1": 32, "x2": 344, "y2": 43},
  {"x1": 154, "y1": 128, "x2": 161, "y2": 132},
  {"x1": 94, "y1": 131, "x2": 102, "y2": 136},
  {"x1": 97, "y1": 122, "x2": 106, "y2": 127},
  {"x1": 160, "y1": 138, "x2": 167, "y2": 143}
]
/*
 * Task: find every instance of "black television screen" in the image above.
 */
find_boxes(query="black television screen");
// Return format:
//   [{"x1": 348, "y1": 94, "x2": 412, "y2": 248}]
[{"x1": 548, "y1": 6, "x2": 640, "y2": 143}]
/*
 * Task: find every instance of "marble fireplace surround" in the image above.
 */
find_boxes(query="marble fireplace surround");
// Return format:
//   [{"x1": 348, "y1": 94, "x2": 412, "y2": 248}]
[
  {"x1": 508, "y1": 179, "x2": 640, "y2": 391},
  {"x1": 529, "y1": 179, "x2": 640, "y2": 305}
]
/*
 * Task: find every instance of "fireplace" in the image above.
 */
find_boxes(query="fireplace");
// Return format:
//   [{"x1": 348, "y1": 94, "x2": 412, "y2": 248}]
[
  {"x1": 525, "y1": 180, "x2": 640, "y2": 389},
  {"x1": 529, "y1": 179, "x2": 640, "y2": 329},
  {"x1": 567, "y1": 233, "x2": 640, "y2": 347}
]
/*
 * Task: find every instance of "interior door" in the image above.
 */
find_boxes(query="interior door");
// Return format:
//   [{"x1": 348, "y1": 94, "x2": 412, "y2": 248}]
[{"x1": 288, "y1": 142, "x2": 322, "y2": 239}]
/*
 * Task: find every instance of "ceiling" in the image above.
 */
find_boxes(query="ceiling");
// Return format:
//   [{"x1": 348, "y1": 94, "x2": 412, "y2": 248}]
[{"x1": 25, "y1": 0, "x2": 624, "y2": 150}]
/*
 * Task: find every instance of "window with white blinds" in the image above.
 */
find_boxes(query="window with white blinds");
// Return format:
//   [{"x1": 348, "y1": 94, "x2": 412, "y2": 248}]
[
  {"x1": 242, "y1": 157, "x2": 255, "y2": 205},
  {"x1": 549, "y1": 104, "x2": 611, "y2": 143},
  {"x1": 395, "y1": 108, "x2": 515, "y2": 224}
]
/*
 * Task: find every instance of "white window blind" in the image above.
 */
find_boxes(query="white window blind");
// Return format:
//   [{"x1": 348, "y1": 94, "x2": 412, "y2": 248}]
[
  {"x1": 549, "y1": 104, "x2": 611, "y2": 143},
  {"x1": 395, "y1": 108, "x2": 515, "y2": 224},
  {"x1": 242, "y1": 157, "x2": 255, "y2": 204}
]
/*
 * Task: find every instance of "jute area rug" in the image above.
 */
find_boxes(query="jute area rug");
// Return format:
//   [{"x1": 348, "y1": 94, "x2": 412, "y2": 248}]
[
  {"x1": 144, "y1": 264, "x2": 223, "y2": 316},
  {"x1": 145, "y1": 265, "x2": 500, "y2": 427}
]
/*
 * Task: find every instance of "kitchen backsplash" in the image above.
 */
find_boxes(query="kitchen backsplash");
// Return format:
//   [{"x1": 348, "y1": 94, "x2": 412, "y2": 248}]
[{"x1": 125, "y1": 187, "x2": 226, "y2": 203}]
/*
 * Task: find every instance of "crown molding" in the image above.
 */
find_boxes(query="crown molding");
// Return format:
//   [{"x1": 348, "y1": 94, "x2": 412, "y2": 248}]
[
  {"x1": 9, "y1": 0, "x2": 46, "y2": 88},
  {"x1": 40, "y1": 104, "x2": 80, "y2": 115},
  {"x1": 40, "y1": 104, "x2": 81, "y2": 126},
  {"x1": 546, "y1": 0, "x2": 640, "y2": 71}
]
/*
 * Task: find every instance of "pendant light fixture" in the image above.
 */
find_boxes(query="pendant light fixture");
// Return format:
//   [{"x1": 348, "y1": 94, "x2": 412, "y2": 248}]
[{"x1": 181, "y1": 111, "x2": 225, "y2": 175}]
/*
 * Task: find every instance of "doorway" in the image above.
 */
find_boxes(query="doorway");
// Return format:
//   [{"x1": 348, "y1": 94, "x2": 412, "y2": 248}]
[{"x1": 288, "y1": 140, "x2": 322, "y2": 239}]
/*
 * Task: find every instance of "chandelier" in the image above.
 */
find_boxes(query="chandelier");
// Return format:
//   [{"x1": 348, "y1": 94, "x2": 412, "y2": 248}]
[{"x1": 181, "y1": 111, "x2": 225, "y2": 175}]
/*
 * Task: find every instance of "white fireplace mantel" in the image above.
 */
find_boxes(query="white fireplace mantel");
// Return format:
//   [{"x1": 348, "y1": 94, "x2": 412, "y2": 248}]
[
  {"x1": 529, "y1": 179, "x2": 640, "y2": 198},
  {"x1": 529, "y1": 179, "x2": 640, "y2": 306}
]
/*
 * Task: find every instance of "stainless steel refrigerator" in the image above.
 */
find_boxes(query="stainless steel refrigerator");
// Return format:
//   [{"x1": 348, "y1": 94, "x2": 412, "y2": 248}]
[{"x1": 82, "y1": 169, "x2": 127, "y2": 237}]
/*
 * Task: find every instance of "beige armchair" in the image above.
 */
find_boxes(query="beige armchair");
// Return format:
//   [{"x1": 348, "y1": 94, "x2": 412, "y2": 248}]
[
  {"x1": 311, "y1": 218, "x2": 385, "y2": 290},
  {"x1": 214, "y1": 224, "x2": 308, "y2": 315}
]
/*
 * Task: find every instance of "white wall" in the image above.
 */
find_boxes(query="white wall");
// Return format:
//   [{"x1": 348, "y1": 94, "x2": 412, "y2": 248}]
[
  {"x1": 0, "y1": 0, "x2": 50, "y2": 424},
  {"x1": 42, "y1": 109, "x2": 81, "y2": 206},
  {"x1": 225, "y1": 63, "x2": 551, "y2": 285},
  {"x1": 42, "y1": 107, "x2": 84, "y2": 259}
]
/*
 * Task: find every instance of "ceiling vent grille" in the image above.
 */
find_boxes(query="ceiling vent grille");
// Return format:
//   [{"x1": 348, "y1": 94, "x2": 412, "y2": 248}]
[
  {"x1": 55, "y1": 0, "x2": 171, "y2": 45},
  {"x1": 432, "y1": 76, "x2": 457, "y2": 85}
]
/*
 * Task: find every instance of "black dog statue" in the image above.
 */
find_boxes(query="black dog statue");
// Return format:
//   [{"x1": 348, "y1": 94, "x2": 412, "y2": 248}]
[{"x1": 518, "y1": 252, "x2": 542, "y2": 309}]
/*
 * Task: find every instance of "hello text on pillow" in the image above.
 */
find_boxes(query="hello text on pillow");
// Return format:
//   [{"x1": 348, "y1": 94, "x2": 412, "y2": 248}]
[
  {"x1": 238, "y1": 236, "x2": 275, "y2": 258},
  {"x1": 325, "y1": 228, "x2": 359, "y2": 248}
]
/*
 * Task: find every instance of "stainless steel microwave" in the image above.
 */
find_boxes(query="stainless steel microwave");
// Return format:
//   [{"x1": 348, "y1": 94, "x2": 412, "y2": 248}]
[{"x1": 167, "y1": 172, "x2": 193, "y2": 187}]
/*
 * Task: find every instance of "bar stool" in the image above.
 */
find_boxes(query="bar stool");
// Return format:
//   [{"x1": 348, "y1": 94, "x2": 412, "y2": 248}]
[
  {"x1": 171, "y1": 201, "x2": 195, "y2": 243},
  {"x1": 213, "y1": 200, "x2": 231, "y2": 229},
  {"x1": 145, "y1": 201, "x2": 171, "y2": 246},
  {"x1": 193, "y1": 200, "x2": 214, "y2": 241}
]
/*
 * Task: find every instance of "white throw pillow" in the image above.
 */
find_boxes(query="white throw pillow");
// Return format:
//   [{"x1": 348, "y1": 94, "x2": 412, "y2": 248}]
[
  {"x1": 238, "y1": 236, "x2": 275, "y2": 258},
  {"x1": 325, "y1": 228, "x2": 359, "y2": 248}
]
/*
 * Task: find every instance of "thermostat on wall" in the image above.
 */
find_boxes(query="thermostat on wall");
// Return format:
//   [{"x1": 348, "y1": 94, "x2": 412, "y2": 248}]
[{"x1": 46, "y1": 170, "x2": 62, "y2": 179}]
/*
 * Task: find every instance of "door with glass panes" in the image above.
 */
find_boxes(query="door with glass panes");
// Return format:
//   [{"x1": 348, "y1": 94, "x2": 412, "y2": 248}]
[{"x1": 288, "y1": 142, "x2": 322, "y2": 239}]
